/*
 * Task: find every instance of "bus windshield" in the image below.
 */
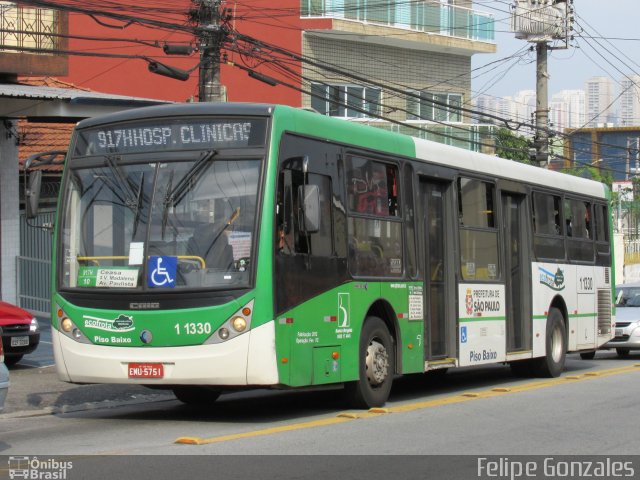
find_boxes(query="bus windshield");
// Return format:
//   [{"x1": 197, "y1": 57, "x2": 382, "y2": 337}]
[{"x1": 60, "y1": 155, "x2": 261, "y2": 291}]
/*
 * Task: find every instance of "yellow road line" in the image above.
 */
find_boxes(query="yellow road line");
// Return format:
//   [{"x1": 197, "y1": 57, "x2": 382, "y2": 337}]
[
  {"x1": 175, "y1": 364, "x2": 640, "y2": 446},
  {"x1": 176, "y1": 416, "x2": 354, "y2": 445}
]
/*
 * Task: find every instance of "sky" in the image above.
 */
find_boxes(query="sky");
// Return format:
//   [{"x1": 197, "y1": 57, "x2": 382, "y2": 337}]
[{"x1": 471, "y1": 0, "x2": 640, "y2": 99}]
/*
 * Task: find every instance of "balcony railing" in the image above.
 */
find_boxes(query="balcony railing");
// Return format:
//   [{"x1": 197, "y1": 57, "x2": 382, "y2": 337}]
[
  {"x1": 1, "y1": 1, "x2": 61, "y2": 53},
  {"x1": 301, "y1": 0, "x2": 495, "y2": 42}
]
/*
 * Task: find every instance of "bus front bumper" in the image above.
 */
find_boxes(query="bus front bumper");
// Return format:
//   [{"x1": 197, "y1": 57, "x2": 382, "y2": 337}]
[{"x1": 52, "y1": 321, "x2": 279, "y2": 386}]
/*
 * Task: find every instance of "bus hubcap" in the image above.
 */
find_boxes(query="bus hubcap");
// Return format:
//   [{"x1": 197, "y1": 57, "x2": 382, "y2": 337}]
[
  {"x1": 365, "y1": 339, "x2": 389, "y2": 386},
  {"x1": 551, "y1": 326, "x2": 563, "y2": 363}
]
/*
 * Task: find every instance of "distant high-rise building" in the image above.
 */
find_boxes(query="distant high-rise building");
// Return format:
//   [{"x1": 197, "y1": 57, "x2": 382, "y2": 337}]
[
  {"x1": 474, "y1": 91, "x2": 534, "y2": 134},
  {"x1": 619, "y1": 75, "x2": 640, "y2": 126},
  {"x1": 550, "y1": 89, "x2": 585, "y2": 132},
  {"x1": 585, "y1": 76, "x2": 616, "y2": 127},
  {"x1": 512, "y1": 90, "x2": 536, "y2": 127}
]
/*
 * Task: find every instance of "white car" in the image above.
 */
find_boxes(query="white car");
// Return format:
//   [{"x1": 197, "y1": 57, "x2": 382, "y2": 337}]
[
  {"x1": 604, "y1": 283, "x2": 640, "y2": 357},
  {"x1": 0, "y1": 326, "x2": 9, "y2": 412}
]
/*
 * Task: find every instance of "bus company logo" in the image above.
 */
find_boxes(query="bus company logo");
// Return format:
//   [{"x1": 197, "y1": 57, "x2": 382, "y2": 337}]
[
  {"x1": 465, "y1": 289, "x2": 473, "y2": 315},
  {"x1": 338, "y1": 293, "x2": 350, "y2": 328},
  {"x1": 9, "y1": 456, "x2": 73, "y2": 479},
  {"x1": 538, "y1": 266, "x2": 566, "y2": 291},
  {"x1": 83, "y1": 314, "x2": 135, "y2": 333}
]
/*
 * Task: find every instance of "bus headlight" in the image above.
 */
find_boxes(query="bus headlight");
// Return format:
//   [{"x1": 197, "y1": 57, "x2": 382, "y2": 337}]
[
  {"x1": 204, "y1": 299, "x2": 254, "y2": 344},
  {"x1": 61, "y1": 317, "x2": 73, "y2": 333},
  {"x1": 231, "y1": 316, "x2": 247, "y2": 332},
  {"x1": 56, "y1": 305, "x2": 91, "y2": 344}
]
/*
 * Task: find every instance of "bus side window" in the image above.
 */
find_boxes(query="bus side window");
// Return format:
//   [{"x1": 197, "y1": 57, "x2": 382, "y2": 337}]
[
  {"x1": 458, "y1": 177, "x2": 499, "y2": 281},
  {"x1": 346, "y1": 156, "x2": 402, "y2": 277},
  {"x1": 564, "y1": 198, "x2": 594, "y2": 262},
  {"x1": 594, "y1": 203, "x2": 610, "y2": 264},
  {"x1": 532, "y1": 192, "x2": 565, "y2": 260},
  {"x1": 348, "y1": 158, "x2": 398, "y2": 216},
  {"x1": 277, "y1": 168, "x2": 333, "y2": 257}
]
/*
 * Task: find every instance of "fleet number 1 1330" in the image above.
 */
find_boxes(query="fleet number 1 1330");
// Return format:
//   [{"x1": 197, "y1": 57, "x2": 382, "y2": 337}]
[{"x1": 174, "y1": 322, "x2": 212, "y2": 335}]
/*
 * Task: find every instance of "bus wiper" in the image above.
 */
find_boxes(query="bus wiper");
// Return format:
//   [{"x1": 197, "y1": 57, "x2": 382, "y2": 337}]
[
  {"x1": 209, "y1": 207, "x2": 240, "y2": 248},
  {"x1": 131, "y1": 172, "x2": 145, "y2": 237},
  {"x1": 105, "y1": 155, "x2": 137, "y2": 202},
  {"x1": 170, "y1": 150, "x2": 217, "y2": 206},
  {"x1": 161, "y1": 151, "x2": 217, "y2": 239},
  {"x1": 161, "y1": 171, "x2": 174, "y2": 239}
]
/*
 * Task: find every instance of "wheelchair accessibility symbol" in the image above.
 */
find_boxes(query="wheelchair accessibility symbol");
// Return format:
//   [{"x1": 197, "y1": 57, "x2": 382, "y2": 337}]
[
  {"x1": 461, "y1": 325, "x2": 468, "y2": 344},
  {"x1": 148, "y1": 256, "x2": 177, "y2": 288}
]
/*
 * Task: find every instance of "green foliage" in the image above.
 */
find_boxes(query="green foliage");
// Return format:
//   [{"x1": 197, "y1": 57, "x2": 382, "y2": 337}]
[
  {"x1": 494, "y1": 128, "x2": 534, "y2": 164},
  {"x1": 561, "y1": 164, "x2": 614, "y2": 188}
]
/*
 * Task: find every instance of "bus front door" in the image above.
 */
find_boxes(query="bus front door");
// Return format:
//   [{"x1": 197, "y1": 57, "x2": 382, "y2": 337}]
[
  {"x1": 421, "y1": 180, "x2": 450, "y2": 361},
  {"x1": 501, "y1": 193, "x2": 532, "y2": 354}
]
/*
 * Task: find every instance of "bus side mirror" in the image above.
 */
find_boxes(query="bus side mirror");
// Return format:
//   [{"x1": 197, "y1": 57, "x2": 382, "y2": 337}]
[
  {"x1": 299, "y1": 184, "x2": 320, "y2": 233},
  {"x1": 25, "y1": 170, "x2": 42, "y2": 219}
]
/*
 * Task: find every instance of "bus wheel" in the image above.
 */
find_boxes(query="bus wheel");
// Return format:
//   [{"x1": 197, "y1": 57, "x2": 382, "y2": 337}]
[
  {"x1": 173, "y1": 387, "x2": 221, "y2": 405},
  {"x1": 345, "y1": 316, "x2": 394, "y2": 409},
  {"x1": 616, "y1": 348, "x2": 630, "y2": 357},
  {"x1": 580, "y1": 350, "x2": 596, "y2": 360},
  {"x1": 533, "y1": 308, "x2": 566, "y2": 377}
]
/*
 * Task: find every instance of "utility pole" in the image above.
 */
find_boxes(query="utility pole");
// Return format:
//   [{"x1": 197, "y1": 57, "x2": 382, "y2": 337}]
[
  {"x1": 535, "y1": 42, "x2": 549, "y2": 167},
  {"x1": 192, "y1": 0, "x2": 227, "y2": 102},
  {"x1": 512, "y1": 1, "x2": 573, "y2": 168}
]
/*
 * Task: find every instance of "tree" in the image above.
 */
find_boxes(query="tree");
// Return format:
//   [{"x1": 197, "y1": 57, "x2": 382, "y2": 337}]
[{"x1": 494, "y1": 128, "x2": 534, "y2": 164}]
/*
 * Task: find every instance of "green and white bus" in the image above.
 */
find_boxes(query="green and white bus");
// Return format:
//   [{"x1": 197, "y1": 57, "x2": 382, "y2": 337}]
[{"x1": 50, "y1": 103, "x2": 614, "y2": 408}]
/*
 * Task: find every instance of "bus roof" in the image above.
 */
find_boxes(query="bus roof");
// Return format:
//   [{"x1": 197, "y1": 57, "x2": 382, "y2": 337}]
[
  {"x1": 412, "y1": 138, "x2": 608, "y2": 199},
  {"x1": 74, "y1": 102, "x2": 608, "y2": 200},
  {"x1": 74, "y1": 102, "x2": 277, "y2": 129}
]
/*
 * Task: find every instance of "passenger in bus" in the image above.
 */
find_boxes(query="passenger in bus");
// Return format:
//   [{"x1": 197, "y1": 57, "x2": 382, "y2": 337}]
[{"x1": 187, "y1": 221, "x2": 234, "y2": 271}]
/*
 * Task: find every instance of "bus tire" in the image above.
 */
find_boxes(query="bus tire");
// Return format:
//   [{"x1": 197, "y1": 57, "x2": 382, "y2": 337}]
[
  {"x1": 533, "y1": 308, "x2": 566, "y2": 377},
  {"x1": 345, "y1": 316, "x2": 394, "y2": 409},
  {"x1": 173, "y1": 386, "x2": 221, "y2": 405},
  {"x1": 616, "y1": 348, "x2": 630, "y2": 357}
]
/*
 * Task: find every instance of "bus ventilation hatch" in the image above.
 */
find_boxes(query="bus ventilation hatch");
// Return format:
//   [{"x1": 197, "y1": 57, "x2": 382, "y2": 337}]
[{"x1": 597, "y1": 288, "x2": 612, "y2": 335}]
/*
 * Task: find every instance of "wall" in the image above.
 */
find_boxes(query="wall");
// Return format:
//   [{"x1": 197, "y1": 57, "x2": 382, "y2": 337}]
[
  {"x1": 0, "y1": 121, "x2": 19, "y2": 303},
  {"x1": 301, "y1": 34, "x2": 471, "y2": 122}
]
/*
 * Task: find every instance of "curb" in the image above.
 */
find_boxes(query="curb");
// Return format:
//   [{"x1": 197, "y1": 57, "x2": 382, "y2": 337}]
[{"x1": 1, "y1": 394, "x2": 176, "y2": 419}]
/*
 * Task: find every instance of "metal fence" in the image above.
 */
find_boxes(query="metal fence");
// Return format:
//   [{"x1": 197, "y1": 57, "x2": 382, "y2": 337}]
[
  {"x1": 17, "y1": 210, "x2": 55, "y2": 317},
  {"x1": 625, "y1": 238, "x2": 640, "y2": 266}
]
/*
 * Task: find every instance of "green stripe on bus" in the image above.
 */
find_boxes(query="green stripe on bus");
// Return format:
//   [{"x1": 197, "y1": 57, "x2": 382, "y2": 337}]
[
  {"x1": 459, "y1": 316, "x2": 506, "y2": 322},
  {"x1": 532, "y1": 314, "x2": 596, "y2": 320}
]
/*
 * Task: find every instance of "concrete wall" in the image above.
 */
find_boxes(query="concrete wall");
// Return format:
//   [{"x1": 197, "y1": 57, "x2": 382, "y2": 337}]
[
  {"x1": 0, "y1": 121, "x2": 19, "y2": 303},
  {"x1": 302, "y1": 34, "x2": 471, "y2": 122}
]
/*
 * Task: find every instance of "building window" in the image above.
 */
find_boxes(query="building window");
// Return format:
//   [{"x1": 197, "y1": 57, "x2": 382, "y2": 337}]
[
  {"x1": 407, "y1": 91, "x2": 462, "y2": 122},
  {"x1": 311, "y1": 82, "x2": 381, "y2": 118}
]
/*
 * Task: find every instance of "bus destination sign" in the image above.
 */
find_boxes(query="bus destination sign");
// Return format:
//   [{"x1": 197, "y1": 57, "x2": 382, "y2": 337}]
[{"x1": 76, "y1": 118, "x2": 267, "y2": 155}]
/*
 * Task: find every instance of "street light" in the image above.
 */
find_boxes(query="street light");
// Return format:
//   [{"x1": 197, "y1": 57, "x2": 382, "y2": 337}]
[{"x1": 147, "y1": 61, "x2": 190, "y2": 81}]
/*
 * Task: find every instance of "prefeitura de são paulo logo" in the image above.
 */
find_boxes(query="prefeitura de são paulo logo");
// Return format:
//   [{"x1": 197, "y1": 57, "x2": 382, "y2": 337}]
[
  {"x1": 465, "y1": 288, "x2": 473, "y2": 315},
  {"x1": 8, "y1": 456, "x2": 73, "y2": 479}
]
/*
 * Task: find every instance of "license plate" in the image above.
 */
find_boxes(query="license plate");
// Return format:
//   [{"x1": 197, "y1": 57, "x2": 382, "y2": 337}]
[
  {"x1": 615, "y1": 328, "x2": 623, "y2": 337},
  {"x1": 10, "y1": 336, "x2": 29, "y2": 347},
  {"x1": 128, "y1": 363, "x2": 164, "y2": 379}
]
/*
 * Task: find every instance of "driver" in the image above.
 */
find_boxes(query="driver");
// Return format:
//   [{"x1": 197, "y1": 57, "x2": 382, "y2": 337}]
[{"x1": 187, "y1": 209, "x2": 234, "y2": 270}]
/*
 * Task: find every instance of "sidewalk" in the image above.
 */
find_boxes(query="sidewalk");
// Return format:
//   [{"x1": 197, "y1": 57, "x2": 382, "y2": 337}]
[{"x1": 1, "y1": 365, "x2": 174, "y2": 418}]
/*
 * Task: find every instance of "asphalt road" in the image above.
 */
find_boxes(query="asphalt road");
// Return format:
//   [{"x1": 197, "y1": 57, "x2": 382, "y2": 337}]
[{"x1": 2, "y1": 318, "x2": 174, "y2": 416}]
